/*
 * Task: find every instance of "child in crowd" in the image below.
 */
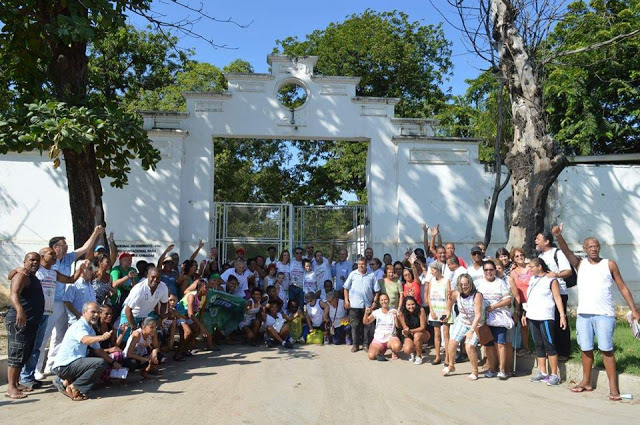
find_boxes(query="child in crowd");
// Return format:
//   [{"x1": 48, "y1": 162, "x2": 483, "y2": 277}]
[
  {"x1": 240, "y1": 288, "x2": 265, "y2": 346},
  {"x1": 159, "y1": 294, "x2": 179, "y2": 352},
  {"x1": 304, "y1": 291, "x2": 328, "y2": 344},
  {"x1": 320, "y1": 279, "x2": 333, "y2": 302},
  {"x1": 123, "y1": 317, "x2": 164, "y2": 380},
  {"x1": 274, "y1": 271, "x2": 288, "y2": 305},
  {"x1": 302, "y1": 259, "x2": 318, "y2": 297},
  {"x1": 283, "y1": 298, "x2": 304, "y2": 343},
  {"x1": 265, "y1": 264, "x2": 277, "y2": 289},
  {"x1": 261, "y1": 300, "x2": 293, "y2": 348}
]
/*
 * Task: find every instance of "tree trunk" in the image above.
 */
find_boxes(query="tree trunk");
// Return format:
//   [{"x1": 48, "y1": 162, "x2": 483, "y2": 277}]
[
  {"x1": 491, "y1": 0, "x2": 566, "y2": 256},
  {"x1": 63, "y1": 147, "x2": 106, "y2": 246},
  {"x1": 45, "y1": 4, "x2": 106, "y2": 248}
]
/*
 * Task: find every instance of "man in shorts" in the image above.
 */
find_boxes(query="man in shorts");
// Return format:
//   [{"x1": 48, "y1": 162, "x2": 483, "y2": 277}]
[{"x1": 554, "y1": 224, "x2": 640, "y2": 400}]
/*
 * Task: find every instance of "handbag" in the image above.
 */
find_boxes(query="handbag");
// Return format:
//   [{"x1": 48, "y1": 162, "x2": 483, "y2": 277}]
[
  {"x1": 486, "y1": 309, "x2": 514, "y2": 329},
  {"x1": 306, "y1": 329, "x2": 324, "y2": 344},
  {"x1": 476, "y1": 323, "x2": 494, "y2": 346}
]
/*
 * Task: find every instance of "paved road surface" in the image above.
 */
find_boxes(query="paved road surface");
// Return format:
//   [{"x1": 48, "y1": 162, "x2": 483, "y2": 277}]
[{"x1": 2, "y1": 344, "x2": 638, "y2": 424}]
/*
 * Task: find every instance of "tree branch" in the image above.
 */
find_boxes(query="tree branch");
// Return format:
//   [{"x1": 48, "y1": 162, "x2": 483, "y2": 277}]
[{"x1": 543, "y1": 29, "x2": 640, "y2": 64}]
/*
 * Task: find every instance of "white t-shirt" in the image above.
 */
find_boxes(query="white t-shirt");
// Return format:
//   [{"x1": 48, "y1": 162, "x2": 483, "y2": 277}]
[
  {"x1": 476, "y1": 277, "x2": 511, "y2": 312},
  {"x1": 264, "y1": 312, "x2": 284, "y2": 328},
  {"x1": 525, "y1": 275, "x2": 557, "y2": 321},
  {"x1": 447, "y1": 266, "x2": 468, "y2": 291},
  {"x1": 123, "y1": 279, "x2": 169, "y2": 317},
  {"x1": 36, "y1": 266, "x2": 58, "y2": 315},
  {"x1": 303, "y1": 271, "x2": 318, "y2": 294},
  {"x1": 306, "y1": 301, "x2": 325, "y2": 327},
  {"x1": 372, "y1": 309, "x2": 396, "y2": 343},
  {"x1": 290, "y1": 260, "x2": 304, "y2": 288},
  {"x1": 327, "y1": 299, "x2": 347, "y2": 328},
  {"x1": 539, "y1": 248, "x2": 571, "y2": 295},
  {"x1": 468, "y1": 264, "x2": 484, "y2": 282},
  {"x1": 313, "y1": 259, "x2": 333, "y2": 285},
  {"x1": 276, "y1": 261, "x2": 291, "y2": 290},
  {"x1": 221, "y1": 268, "x2": 252, "y2": 296}
]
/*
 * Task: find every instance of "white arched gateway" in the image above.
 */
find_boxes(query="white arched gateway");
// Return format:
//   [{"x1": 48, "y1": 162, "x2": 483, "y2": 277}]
[{"x1": 1, "y1": 55, "x2": 638, "y2": 302}]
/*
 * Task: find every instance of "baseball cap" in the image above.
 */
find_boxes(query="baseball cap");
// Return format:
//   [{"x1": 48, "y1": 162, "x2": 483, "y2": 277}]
[
  {"x1": 94, "y1": 245, "x2": 106, "y2": 253},
  {"x1": 118, "y1": 252, "x2": 134, "y2": 260},
  {"x1": 471, "y1": 246, "x2": 483, "y2": 255},
  {"x1": 236, "y1": 247, "x2": 245, "y2": 254}
]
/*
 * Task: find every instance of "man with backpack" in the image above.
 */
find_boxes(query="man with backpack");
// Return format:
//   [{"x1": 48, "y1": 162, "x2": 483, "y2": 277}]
[{"x1": 535, "y1": 231, "x2": 574, "y2": 360}]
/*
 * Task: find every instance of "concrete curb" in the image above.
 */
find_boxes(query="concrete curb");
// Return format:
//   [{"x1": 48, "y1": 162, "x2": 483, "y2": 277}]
[{"x1": 516, "y1": 353, "x2": 640, "y2": 396}]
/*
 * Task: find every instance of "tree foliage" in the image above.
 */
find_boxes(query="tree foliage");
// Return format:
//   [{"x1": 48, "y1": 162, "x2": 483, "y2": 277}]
[{"x1": 543, "y1": 0, "x2": 640, "y2": 155}]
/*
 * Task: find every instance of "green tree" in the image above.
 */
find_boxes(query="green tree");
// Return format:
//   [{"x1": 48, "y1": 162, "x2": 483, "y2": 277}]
[
  {"x1": 0, "y1": 1, "x2": 229, "y2": 247},
  {"x1": 273, "y1": 9, "x2": 453, "y2": 204},
  {"x1": 544, "y1": 0, "x2": 640, "y2": 155}
]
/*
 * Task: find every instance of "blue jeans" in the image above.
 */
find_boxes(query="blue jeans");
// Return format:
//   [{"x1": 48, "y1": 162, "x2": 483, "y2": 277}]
[{"x1": 20, "y1": 315, "x2": 49, "y2": 384}]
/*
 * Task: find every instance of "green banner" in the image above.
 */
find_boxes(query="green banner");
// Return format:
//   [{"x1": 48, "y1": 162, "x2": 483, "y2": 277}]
[{"x1": 202, "y1": 290, "x2": 248, "y2": 335}]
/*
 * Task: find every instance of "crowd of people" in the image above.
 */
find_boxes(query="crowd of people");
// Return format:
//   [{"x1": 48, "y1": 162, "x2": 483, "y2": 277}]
[{"x1": 5, "y1": 223, "x2": 639, "y2": 403}]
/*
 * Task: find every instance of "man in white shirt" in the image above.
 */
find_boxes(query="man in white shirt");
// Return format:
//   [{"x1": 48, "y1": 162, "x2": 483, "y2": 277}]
[
  {"x1": 445, "y1": 256, "x2": 468, "y2": 290},
  {"x1": 221, "y1": 259, "x2": 252, "y2": 298},
  {"x1": 536, "y1": 231, "x2": 572, "y2": 359},
  {"x1": 313, "y1": 250, "x2": 333, "y2": 286},
  {"x1": 120, "y1": 267, "x2": 168, "y2": 340},
  {"x1": 554, "y1": 225, "x2": 640, "y2": 399}
]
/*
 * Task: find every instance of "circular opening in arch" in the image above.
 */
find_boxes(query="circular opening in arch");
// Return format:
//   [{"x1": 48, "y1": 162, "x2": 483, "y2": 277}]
[{"x1": 277, "y1": 81, "x2": 308, "y2": 109}]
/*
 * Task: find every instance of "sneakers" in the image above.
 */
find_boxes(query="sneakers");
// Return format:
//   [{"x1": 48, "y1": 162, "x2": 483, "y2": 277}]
[
  {"x1": 265, "y1": 337, "x2": 276, "y2": 348},
  {"x1": 529, "y1": 372, "x2": 549, "y2": 382},
  {"x1": 34, "y1": 371, "x2": 45, "y2": 381},
  {"x1": 283, "y1": 340, "x2": 294, "y2": 349},
  {"x1": 409, "y1": 353, "x2": 416, "y2": 363},
  {"x1": 546, "y1": 374, "x2": 561, "y2": 386},
  {"x1": 468, "y1": 373, "x2": 478, "y2": 381},
  {"x1": 323, "y1": 336, "x2": 329, "y2": 345},
  {"x1": 414, "y1": 356, "x2": 423, "y2": 365},
  {"x1": 484, "y1": 370, "x2": 498, "y2": 378},
  {"x1": 497, "y1": 371, "x2": 508, "y2": 380}
]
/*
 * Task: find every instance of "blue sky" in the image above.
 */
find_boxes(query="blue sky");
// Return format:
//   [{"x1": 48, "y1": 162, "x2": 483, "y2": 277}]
[{"x1": 128, "y1": 0, "x2": 486, "y2": 96}]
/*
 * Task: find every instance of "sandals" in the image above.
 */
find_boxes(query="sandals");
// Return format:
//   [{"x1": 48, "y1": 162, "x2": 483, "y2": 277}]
[
  {"x1": 570, "y1": 385, "x2": 594, "y2": 393},
  {"x1": 441, "y1": 366, "x2": 452, "y2": 376},
  {"x1": 608, "y1": 393, "x2": 622, "y2": 401}
]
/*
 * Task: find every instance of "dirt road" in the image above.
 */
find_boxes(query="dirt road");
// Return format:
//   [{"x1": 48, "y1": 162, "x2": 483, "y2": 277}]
[{"x1": 2, "y1": 344, "x2": 637, "y2": 424}]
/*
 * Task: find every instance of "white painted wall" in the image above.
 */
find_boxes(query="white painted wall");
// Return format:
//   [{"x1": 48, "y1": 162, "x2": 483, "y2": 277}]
[{"x1": 1, "y1": 55, "x2": 638, "y2": 306}]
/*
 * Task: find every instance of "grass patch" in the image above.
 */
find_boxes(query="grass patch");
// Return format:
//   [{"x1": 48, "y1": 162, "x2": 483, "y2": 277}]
[{"x1": 567, "y1": 317, "x2": 640, "y2": 376}]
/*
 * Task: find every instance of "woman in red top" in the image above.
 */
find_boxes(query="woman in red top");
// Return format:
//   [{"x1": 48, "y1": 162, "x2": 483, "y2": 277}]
[
  {"x1": 402, "y1": 268, "x2": 421, "y2": 307},
  {"x1": 509, "y1": 247, "x2": 532, "y2": 356}
]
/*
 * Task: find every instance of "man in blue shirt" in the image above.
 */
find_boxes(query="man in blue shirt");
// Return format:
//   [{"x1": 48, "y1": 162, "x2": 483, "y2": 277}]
[
  {"x1": 52, "y1": 301, "x2": 120, "y2": 401},
  {"x1": 344, "y1": 257, "x2": 380, "y2": 353},
  {"x1": 40, "y1": 225, "x2": 104, "y2": 377}
]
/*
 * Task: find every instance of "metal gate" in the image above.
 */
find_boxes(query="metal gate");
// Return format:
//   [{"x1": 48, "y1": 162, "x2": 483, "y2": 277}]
[{"x1": 213, "y1": 203, "x2": 368, "y2": 263}]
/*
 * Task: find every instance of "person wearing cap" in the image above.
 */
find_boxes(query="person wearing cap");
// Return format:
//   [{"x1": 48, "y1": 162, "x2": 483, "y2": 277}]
[
  {"x1": 88, "y1": 231, "x2": 118, "y2": 266},
  {"x1": 235, "y1": 247, "x2": 246, "y2": 261},
  {"x1": 110, "y1": 252, "x2": 137, "y2": 313},
  {"x1": 157, "y1": 244, "x2": 179, "y2": 297},
  {"x1": 468, "y1": 246, "x2": 485, "y2": 282}
]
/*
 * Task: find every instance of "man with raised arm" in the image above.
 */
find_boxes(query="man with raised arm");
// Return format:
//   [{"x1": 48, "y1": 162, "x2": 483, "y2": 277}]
[
  {"x1": 43, "y1": 225, "x2": 104, "y2": 376},
  {"x1": 553, "y1": 224, "x2": 639, "y2": 401}
]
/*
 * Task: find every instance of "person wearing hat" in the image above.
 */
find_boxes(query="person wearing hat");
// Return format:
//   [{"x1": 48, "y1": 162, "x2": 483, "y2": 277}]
[
  {"x1": 157, "y1": 244, "x2": 178, "y2": 297},
  {"x1": 235, "y1": 247, "x2": 246, "y2": 261},
  {"x1": 468, "y1": 246, "x2": 485, "y2": 282},
  {"x1": 109, "y1": 252, "x2": 137, "y2": 315},
  {"x1": 89, "y1": 231, "x2": 118, "y2": 266}
]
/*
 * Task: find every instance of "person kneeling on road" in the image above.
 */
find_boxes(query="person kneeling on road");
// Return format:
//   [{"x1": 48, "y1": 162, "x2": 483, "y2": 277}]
[{"x1": 52, "y1": 301, "x2": 121, "y2": 401}]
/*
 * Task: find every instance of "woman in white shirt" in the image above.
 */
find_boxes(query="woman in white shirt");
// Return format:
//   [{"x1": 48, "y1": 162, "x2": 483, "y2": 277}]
[
  {"x1": 522, "y1": 258, "x2": 566, "y2": 386},
  {"x1": 363, "y1": 293, "x2": 402, "y2": 361}
]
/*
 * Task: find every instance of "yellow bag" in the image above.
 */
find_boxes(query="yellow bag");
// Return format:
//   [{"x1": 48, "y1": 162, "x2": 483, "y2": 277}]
[
  {"x1": 306, "y1": 329, "x2": 324, "y2": 344},
  {"x1": 290, "y1": 316, "x2": 303, "y2": 340}
]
